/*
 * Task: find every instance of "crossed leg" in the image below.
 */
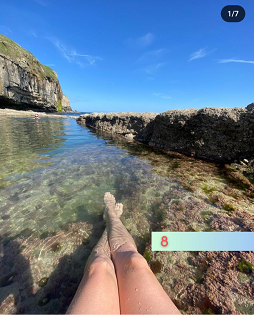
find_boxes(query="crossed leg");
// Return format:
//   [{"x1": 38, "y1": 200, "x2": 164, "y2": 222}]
[
  {"x1": 104, "y1": 192, "x2": 181, "y2": 314},
  {"x1": 67, "y1": 192, "x2": 181, "y2": 314}
]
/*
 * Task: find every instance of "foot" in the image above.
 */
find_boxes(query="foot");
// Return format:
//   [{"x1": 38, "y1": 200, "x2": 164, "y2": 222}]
[
  {"x1": 103, "y1": 192, "x2": 123, "y2": 221},
  {"x1": 115, "y1": 203, "x2": 123, "y2": 217},
  {"x1": 103, "y1": 193, "x2": 137, "y2": 252}
]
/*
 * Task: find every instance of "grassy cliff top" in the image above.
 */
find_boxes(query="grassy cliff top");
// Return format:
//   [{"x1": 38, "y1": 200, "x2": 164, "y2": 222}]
[{"x1": 0, "y1": 34, "x2": 58, "y2": 81}]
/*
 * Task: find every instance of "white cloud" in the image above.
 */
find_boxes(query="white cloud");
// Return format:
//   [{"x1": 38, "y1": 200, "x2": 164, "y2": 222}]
[
  {"x1": 0, "y1": 25, "x2": 12, "y2": 35},
  {"x1": 21, "y1": 27, "x2": 38, "y2": 38},
  {"x1": 136, "y1": 48, "x2": 167, "y2": 63},
  {"x1": 189, "y1": 47, "x2": 216, "y2": 61},
  {"x1": 217, "y1": 58, "x2": 254, "y2": 64},
  {"x1": 47, "y1": 37, "x2": 102, "y2": 67},
  {"x1": 126, "y1": 32, "x2": 154, "y2": 48},
  {"x1": 143, "y1": 63, "x2": 165, "y2": 74},
  {"x1": 30, "y1": 30, "x2": 37, "y2": 38},
  {"x1": 139, "y1": 33, "x2": 154, "y2": 46},
  {"x1": 72, "y1": 51, "x2": 102, "y2": 65},
  {"x1": 153, "y1": 92, "x2": 171, "y2": 99},
  {"x1": 51, "y1": 39, "x2": 72, "y2": 62}
]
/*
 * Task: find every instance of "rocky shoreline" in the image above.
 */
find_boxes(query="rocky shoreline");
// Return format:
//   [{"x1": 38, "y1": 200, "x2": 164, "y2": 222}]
[
  {"x1": 0, "y1": 108, "x2": 68, "y2": 118},
  {"x1": 1, "y1": 110, "x2": 254, "y2": 314},
  {"x1": 76, "y1": 104, "x2": 254, "y2": 165}
]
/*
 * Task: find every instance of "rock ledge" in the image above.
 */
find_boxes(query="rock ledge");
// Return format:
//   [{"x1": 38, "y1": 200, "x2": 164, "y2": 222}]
[{"x1": 77, "y1": 105, "x2": 254, "y2": 163}]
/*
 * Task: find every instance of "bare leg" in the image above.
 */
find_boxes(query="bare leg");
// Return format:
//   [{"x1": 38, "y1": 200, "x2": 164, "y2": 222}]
[
  {"x1": 66, "y1": 229, "x2": 120, "y2": 314},
  {"x1": 104, "y1": 192, "x2": 181, "y2": 314}
]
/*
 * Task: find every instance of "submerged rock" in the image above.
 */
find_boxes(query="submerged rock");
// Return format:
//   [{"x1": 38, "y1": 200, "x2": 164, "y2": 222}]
[
  {"x1": 0, "y1": 272, "x2": 17, "y2": 287},
  {"x1": 50, "y1": 243, "x2": 61, "y2": 252},
  {"x1": 38, "y1": 277, "x2": 49, "y2": 287}
]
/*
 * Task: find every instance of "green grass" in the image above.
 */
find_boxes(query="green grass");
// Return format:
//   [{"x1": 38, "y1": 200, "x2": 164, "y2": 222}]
[
  {"x1": 0, "y1": 34, "x2": 34, "y2": 60},
  {"x1": 57, "y1": 100, "x2": 62, "y2": 111},
  {"x1": 0, "y1": 42, "x2": 9, "y2": 55},
  {"x1": 0, "y1": 34, "x2": 58, "y2": 82},
  {"x1": 0, "y1": 34, "x2": 21, "y2": 56},
  {"x1": 41, "y1": 64, "x2": 57, "y2": 81}
]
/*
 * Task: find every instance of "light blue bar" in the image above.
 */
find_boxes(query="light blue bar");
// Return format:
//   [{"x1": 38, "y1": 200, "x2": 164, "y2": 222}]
[{"x1": 152, "y1": 232, "x2": 254, "y2": 251}]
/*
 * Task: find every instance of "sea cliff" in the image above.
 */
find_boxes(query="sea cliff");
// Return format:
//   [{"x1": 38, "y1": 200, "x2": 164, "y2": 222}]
[
  {"x1": 0, "y1": 34, "x2": 72, "y2": 112},
  {"x1": 76, "y1": 104, "x2": 254, "y2": 164}
]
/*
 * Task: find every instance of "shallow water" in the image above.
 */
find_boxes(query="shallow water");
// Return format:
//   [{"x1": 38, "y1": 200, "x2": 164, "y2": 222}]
[{"x1": 0, "y1": 116, "x2": 253, "y2": 314}]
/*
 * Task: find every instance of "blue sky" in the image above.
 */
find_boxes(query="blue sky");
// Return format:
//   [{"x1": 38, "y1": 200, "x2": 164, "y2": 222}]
[{"x1": 0, "y1": 0, "x2": 253, "y2": 112}]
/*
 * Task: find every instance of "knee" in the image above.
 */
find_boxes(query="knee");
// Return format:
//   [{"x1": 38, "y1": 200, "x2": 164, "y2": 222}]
[
  {"x1": 123, "y1": 252, "x2": 149, "y2": 271},
  {"x1": 88, "y1": 257, "x2": 115, "y2": 276}
]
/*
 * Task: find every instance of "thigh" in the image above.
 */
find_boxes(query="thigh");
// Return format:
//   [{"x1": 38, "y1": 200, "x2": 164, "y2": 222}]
[{"x1": 112, "y1": 247, "x2": 180, "y2": 314}]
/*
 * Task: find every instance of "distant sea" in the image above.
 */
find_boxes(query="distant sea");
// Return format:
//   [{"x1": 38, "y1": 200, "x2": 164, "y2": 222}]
[{"x1": 55, "y1": 111, "x2": 91, "y2": 117}]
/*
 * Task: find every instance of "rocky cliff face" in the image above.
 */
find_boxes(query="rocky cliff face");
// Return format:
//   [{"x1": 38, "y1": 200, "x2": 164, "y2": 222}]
[
  {"x1": 77, "y1": 105, "x2": 254, "y2": 163},
  {"x1": 0, "y1": 34, "x2": 72, "y2": 112},
  {"x1": 62, "y1": 94, "x2": 72, "y2": 112}
]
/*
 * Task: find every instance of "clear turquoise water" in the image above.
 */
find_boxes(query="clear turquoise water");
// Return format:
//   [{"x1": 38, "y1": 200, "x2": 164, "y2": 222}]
[
  {"x1": 0, "y1": 116, "x2": 178, "y2": 237},
  {"x1": 1, "y1": 115, "x2": 253, "y2": 314},
  {"x1": 0, "y1": 115, "x2": 188, "y2": 313}
]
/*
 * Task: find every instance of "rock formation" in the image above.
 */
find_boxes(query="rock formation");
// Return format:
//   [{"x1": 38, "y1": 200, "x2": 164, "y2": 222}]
[
  {"x1": 76, "y1": 105, "x2": 254, "y2": 163},
  {"x1": 0, "y1": 34, "x2": 72, "y2": 112},
  {"x1": 62, "y1": 94, "x2": 72, "y2": 112},
  {"x1": 78, "y1": 112, "x2": 158, "y2": 140}
]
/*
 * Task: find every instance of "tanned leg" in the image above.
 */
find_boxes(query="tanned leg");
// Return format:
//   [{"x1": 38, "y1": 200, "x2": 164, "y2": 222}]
[
  {"x1": 66, "y1": 214, "x2": 120, "y2": 314},
  {"x1": 103, "y1": 192, "x2": 181, "y2": 315}
]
